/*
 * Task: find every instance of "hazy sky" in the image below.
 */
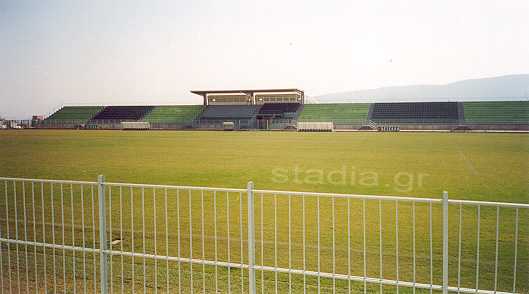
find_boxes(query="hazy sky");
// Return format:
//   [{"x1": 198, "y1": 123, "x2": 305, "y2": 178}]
[{"x1": 1, "y1": 0, "x2": 528, "y2": 119}]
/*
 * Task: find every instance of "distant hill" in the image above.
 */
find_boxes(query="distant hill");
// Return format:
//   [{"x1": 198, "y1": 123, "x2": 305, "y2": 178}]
[{"x1": 311, "y1": 74, "x2": 529, "y2": 103}]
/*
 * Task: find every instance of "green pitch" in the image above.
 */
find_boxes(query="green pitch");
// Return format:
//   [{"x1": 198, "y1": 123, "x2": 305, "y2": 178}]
[
  {"x1": 0, "y1": 130, "x2": 528, "y2": 293},
  {"x1": 1, "y1": 130, "x2": 528, "y2": 202}
]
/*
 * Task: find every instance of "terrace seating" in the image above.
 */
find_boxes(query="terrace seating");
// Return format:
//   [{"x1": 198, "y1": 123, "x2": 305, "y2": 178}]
[
  {"x1": 45, "y1": 106, "x2": 104, "y2": 121},
  {"x1": 463, "y1": 101, "x2": 529, "y2": 124},
  {"x1": 199, "y1": 105, "x2": 262, "y2": 119},
  {"x1": 370, "y1": 102, "x2": 459, "y2": 123},
  {"x1": 40, "y1": 106, "x2": 104, "y2": 128},
  {"x1": 298, "y1": 103, "x2": 370, "y2": 123},
  {"x1": 257, "y1": 103, "x2": 301, "y2": 117},
  {"x1": 142, "y1": 105, "x2": 203, "y2": 124},
  {"x1": 92, "y1": 106, "x2": 154, "y2": 121}
]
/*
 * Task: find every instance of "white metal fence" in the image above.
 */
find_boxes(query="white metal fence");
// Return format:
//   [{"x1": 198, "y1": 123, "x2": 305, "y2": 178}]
[{"x1": 0, "y1": 176, "x2": 527, "y2": 293}]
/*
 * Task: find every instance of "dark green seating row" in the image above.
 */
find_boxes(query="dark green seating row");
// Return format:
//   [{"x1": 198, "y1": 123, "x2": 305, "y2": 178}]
[
  {"x1": 92, "y1": 106, "x2": 154, "y2": 121},
  {"x1": 45, "y1": 106, "x2": 104, "y2": 121},
  {"x1": 463, "y1": 101, "x2": 529, "y2": 124},
  {"x1": 199, "y1": 105, "x2": 261, "y2": 119},
  {"x1": 142, "y1": 105, "x2": 203, "y2": 124},
  {"x1": 298, "y1": 103, "x2": 370, "y2": 122},
  {"x1": 371, "y1": 102, "x2": 459, "y2": 122}
]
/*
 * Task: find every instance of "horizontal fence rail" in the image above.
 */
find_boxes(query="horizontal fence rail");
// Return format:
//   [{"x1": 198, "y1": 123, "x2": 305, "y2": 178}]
[{"x1": 0, "y1": 176, "x2": 528, "y2": 293}]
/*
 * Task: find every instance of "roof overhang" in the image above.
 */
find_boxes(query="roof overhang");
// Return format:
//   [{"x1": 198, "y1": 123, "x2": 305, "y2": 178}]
[{"x1": 191, "y1": 88, "x2": 304, "y2": 96}]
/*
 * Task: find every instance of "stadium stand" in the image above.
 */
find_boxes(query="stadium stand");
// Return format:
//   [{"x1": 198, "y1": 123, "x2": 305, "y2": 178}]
[
  {"x1": 92, "y1": 106, "x2": 154, "y2": 121},
  {"x1": 298, "y1": 103, "x2": 370, "y2": 123},
  {"x1": 40, "y1": 106, "x2": 104, "y2": 128},
  {"x1": 370, "y1": 102, "x2": 459, "y2": 123},
  {"x1": 257, "y1": 103, "x2": 301, "y2": 117},
  {"x1": 463, "y1": 101, "x2": 529, "y2": 124},
  {"x1": 37, "y1": 98, "x2": 528, "y2": 131},
  {"x1": 199, "y1": 105, "x2": 262, "y2": 119},
  {"x1": 45, "y1": 106, "x2": 103, "y2": 121},
  {"x1": 142, "y1": 105, "x2": 203, "y2": 125}
]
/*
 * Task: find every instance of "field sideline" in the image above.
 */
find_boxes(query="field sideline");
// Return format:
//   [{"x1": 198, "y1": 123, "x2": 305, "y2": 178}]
[{"x1": 0, "y1": 130, "x2": 528, "y2": 293}]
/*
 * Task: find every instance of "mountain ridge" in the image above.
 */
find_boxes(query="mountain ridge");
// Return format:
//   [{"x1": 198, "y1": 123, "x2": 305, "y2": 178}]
[{"x1": 311, "y1": 74, "x2": 529, "y2": 103}]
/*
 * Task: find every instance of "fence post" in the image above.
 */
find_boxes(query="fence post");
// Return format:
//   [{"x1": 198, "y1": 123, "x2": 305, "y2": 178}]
[
  {"x1": 442, "y1": 191, "x2": 449, "y2": 294},
  {"x1": 98, "y1": 175, "x2": 109, "y2": 294},
  {"x1": 247, "y1": 181, "x2": 256, "y2": 294}
]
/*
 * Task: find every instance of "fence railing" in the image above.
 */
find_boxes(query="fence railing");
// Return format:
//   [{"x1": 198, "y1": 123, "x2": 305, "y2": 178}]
[
  {"x1": 36, "y1": 119, "x2": 88, "y2": 129},
  {"x1": 192, "y1": 118, "x2": 254, "y2": 130},
  {"x1": 28, "y1": 119, "x2": 529, "y2": 131},
  {"x1": 0, "y1": 176, "x2": 527, "y2": 293}
]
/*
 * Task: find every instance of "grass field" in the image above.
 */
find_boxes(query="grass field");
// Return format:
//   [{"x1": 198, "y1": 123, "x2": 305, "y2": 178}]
[
  {"x1": 1, "y1": 130, "x2": 528, "y2": 202},
  {"x1": 0, "y1": 130, "x2": 528, "y2": 293}
]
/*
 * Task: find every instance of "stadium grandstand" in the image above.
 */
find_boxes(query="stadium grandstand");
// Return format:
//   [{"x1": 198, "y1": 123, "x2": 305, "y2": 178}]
[
  {"x1": 299, "y1": 103, "x2": 370, "y2": 125},
  {"x1": 91, "y1": 106, "x2": 153, "y2": 120},
  {"x1": 199, "y1": 105, "x2": 262, "y2": 119},
  {"x1": 370, "y1": 102, "x2": 460, "y2": 123},
  {"x1": 142, "y1": 105, "x2": 203, "y2": 129},
  {"x1": 86, "y1": 106, "x2": 154, "y2": 129},
  {"x1": 35, "y1": 90, "x2": 528, "y2": 131},
  {"x1": 191, "y1": 89, "x2": 304, "y2": 129},
  {"x1": 40, "y1": 106, "x2": 104, "y2": 128},
  {"x1": 462, "y1": 101, "x2": 529, "y2": 124},
  {"x1": 257, "y1": 103, "x2": 301, "y2": 118}
]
